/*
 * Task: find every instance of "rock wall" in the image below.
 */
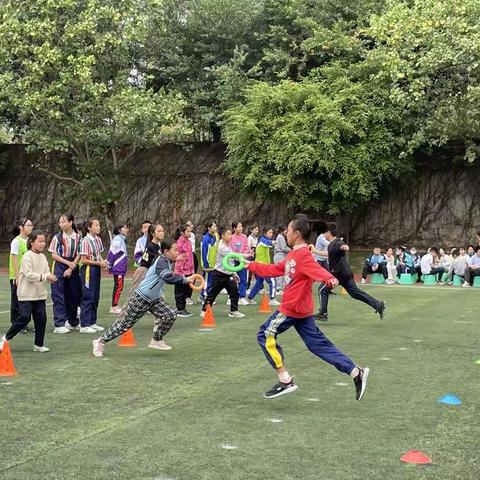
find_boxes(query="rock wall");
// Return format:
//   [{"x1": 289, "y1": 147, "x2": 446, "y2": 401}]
[
  {"x1": 0, "y1": 144, "x2": 294, "y2": 240},
  {"x1": 1, "y1": 144, "x2": 479, "y2": 248}
]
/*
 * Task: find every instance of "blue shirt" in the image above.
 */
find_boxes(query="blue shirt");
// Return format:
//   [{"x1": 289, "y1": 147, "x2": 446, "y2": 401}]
[
  {"x1": 137, "y1": 254, "x2": 187, "y2": 302},
  {"x1": 468, "y1": 254, "x2": 480, "y2": 267},
  {"x1": 314, "y1": 234, "x2": 329, "y2": 262}
]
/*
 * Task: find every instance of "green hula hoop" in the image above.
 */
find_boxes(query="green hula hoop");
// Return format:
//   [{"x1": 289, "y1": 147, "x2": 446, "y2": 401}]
[{"x1": 222, "y1": 252, "x2": 246, "y2": 272}]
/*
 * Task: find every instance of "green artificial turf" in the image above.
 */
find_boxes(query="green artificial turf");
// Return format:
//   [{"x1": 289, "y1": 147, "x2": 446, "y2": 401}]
[{"x1": 0, "y1": 276, "x2": 479, "y2": 480}]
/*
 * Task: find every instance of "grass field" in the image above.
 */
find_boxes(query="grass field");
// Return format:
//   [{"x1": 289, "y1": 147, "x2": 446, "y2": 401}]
[{"x1": 0, "y1": 275, "x2": 479, "y2": 480}]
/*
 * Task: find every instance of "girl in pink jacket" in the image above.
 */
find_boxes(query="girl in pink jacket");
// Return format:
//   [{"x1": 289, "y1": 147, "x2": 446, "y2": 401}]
[
  {"x1": 174, "y1": 224, "x2": 195, "y2": 317},
  {"x1": 231, "y1": 222, "x2": 250, "y2": 305}
]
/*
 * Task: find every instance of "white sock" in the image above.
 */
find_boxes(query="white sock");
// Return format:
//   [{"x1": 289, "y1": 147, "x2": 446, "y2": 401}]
[
  {"x1": 350, "y1": 367, "x2": 360, "y2": 378},
  {"x1": 278, "y1": 371, "x2": 292, "y2": 384}
]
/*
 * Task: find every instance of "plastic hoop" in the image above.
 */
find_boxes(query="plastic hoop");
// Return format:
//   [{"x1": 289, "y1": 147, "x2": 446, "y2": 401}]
[
  {"x1": 189, "y1": 274, "x2": 206, "y2": 291},
  {"x1": 222, "y1": 252, "x2": 246, "y2": 272}
]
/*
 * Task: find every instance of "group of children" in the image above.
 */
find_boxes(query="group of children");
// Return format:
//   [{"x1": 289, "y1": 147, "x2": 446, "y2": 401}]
[
  {"x1": 360, "y1": 241, "x2": 480, "y2": 287},
  {"x1": 1, "y1": 214, "x2": 374, "y2": 401}
]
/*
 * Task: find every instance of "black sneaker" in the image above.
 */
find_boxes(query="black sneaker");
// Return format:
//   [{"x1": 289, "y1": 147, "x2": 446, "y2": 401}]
[
  {"x1": 177, "y1": 310, "x2": 193, "y2": 318},
  {"x1": 315, "y1": 313, "x2": 328, "y2": 321},
  {"x1": 263, "y1": 379, "x2": 298, "y2": 399},
  {"x1": 353, "y1": 367, "x2": 369, "y2": 400},
  {"x1": 376, "y1": 301, "x2": 386, "y2": 320}
]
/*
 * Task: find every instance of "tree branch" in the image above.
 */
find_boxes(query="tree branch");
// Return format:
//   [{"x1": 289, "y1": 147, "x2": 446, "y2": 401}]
[{"x1": 37, "y1": 166, "x2": 84, "y2": 187}]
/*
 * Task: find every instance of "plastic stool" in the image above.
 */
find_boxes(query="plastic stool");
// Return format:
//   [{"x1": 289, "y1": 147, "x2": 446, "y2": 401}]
[
  {"x1": 399, "y1": 273, "x2": 415, "y2": 285},
  {"x1": 423, "y1": 274, "x2": 436, "y2": 285},
  {"x1": 453, "y1": 275, "x2": 463, "y2": 286},
  {"x1": 370, "y1": 273, "x2": 385, "y2": 284},
  {"x1": 473, "y1": 276, "x2": 480, "y2": 288}
]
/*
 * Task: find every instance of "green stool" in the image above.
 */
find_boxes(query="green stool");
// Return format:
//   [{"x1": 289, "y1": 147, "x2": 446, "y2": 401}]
[
  {"x1": 399, "y1": 273, "x2": 414, "y2": 285},
  {"x1": 453, "y1": 275, "x2": 463, "y2": 286},
  {"x1": 370, "y1": 273, "x2": 385, "y2": 284},
  {"x1": 423, "y1": 274, "x2": 437, "y2": 285},
  {"x1": 473, "y1": 277, "x2": 480, "y2": 288}
]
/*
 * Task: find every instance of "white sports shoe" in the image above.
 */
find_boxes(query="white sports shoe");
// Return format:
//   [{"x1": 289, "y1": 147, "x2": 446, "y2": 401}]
[
  {"x1": 228, "y1": 311, "x2": 245, "y2": 318},
  {"x1": 65, "y1": 321, "x2": 80, "y2": 331},
  {"x1": 238, "y1": 298, "x2": 249, "y2": 306},
  {"x1": 80, "y1": 326, "x2": 97, "y2": 334},
  {"x1": 148, "y1": 339, "x2": 172, "y2": 351},
  {"x1": 245, "y1": 298, "x2": 257, "y2": 305},
  {"x1": 53, "y1": 326, "x2": 70, "y2": 334},
  {"x1": 463, "y1": 282, "x2": 470, "y2": 288},
  {"x1": 220, "y1": 288, "x2": 228, "y2": 294},
  {"x1": 33, "y1": 345, "x2": 50, "y2": 353},
  {"x1": 269, "y1": 299, "x2": 281, "y2": 306},
  {"x1": 90, "y1": 324, "x2": 105, "y2": 332},
  {"x1": 361, "y1": 278, "x2": 366, "y2": 284},
  {"x1": 186, "y1": 298, "x2": 195, "y2": 305},
  {"x1": 226, "y1": 299, "x2": 231, "y2": 306},
  {"x1": 92, "y1": 339, "x2": 105, "y2": 357}
]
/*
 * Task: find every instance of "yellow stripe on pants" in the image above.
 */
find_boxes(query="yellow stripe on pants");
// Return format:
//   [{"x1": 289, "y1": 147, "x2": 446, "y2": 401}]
[
  {"x1": 85, "y1": 265, "x2": 90, "y2": 289},
  {"x1": 265, "y1": 335, "x2": 283, "y2": 369}
]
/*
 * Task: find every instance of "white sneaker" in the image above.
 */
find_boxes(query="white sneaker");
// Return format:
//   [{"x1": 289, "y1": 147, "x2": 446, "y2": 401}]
[
  {"x1": 226, "y1": 299, "x2": 231, "y2": 306},
  {"x1": 463, "y1": 282, "x2": 471, "y2": 288},
  {"x1": 80, "y1": 326, "x2": 97, "y2": 333},
  {"x1": 53, "y1": 326, "x2": 70, "y2": 334},
  {"x1": 33, "y1": 345, "x2": 50, "y2": 353},
  {"x1": 245, "y1": 298, "x2": 257, "y2": 305},
  {"x1": 385, "y1": 279, "x2": 395, "y2": 285},
  {"x1": 109, "y1": 306, "x2": 122, "y2": 314},
  {"x1": 90, "y1": 324, "x2": 105, "y2": 332},
  {"x1": 148, "y1": 339, "x2": 172, "y2": 351},
  {"x1": 220, "y1": 288, "x2": 228, "y2": 294},
  {"x1": 0, "y1": 335, "x2": 6, "y2": 352},
  {"x1": 259, "y1": 289, "x2": 265, "y2": 294},
  {"x1": 361, "y1": 278, "x2": 366, "y2": 284},
  {"x1": 238, "y1": 298, "x2": 249, "y2": 306},
  {"x1": 92, "y1": 339, "x2": 105, "y2": 357},
  {"x1": 186, "y1": 298, "x2": 195, "y2": 305},
  {"x1": 228, "y1": 311, "x2": 245, "y2": 318},
  {"x1": 65, "y1": 321, "x2": 80, "y2": 331},
  {"x1": 269, "y1": 299, "x2": 281, "y2": 306}
]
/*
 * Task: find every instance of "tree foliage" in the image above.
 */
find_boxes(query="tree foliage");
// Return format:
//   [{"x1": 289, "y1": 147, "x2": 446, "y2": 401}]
[{"x1": 0, "y1": 0, "x2": 190, "y2": 224}]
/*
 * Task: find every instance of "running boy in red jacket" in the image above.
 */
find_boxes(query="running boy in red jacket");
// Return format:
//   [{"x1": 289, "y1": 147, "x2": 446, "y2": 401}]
[{"x1": 246, "y1": 216, "x2": 369, "y2": 400}]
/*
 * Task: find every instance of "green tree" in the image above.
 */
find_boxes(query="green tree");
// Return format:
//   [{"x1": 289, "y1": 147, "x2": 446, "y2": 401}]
[
  {"x1": 0, "y1": 0, "x2": 190, "y2": 227},
  {"x1": 366, "y1": 0, "x2": 480, "y2": 161},
  {"x1": 223, "y1": 66, "x2": 408, "y2": 214}
]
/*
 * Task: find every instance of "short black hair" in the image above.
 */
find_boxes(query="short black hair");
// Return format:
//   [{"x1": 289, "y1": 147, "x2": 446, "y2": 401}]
[
  {"x1": 429, "y1": 247, "x2": 439, "y2": 255},
  {"x1": 325, "y1": 222, "x2": 337, "y2": 236},
  {"x1": 27, "y1": 230, "x2": 45, "y2": 250},
  {"x1": 290, "y1": 217, "x2": 311, "y2": 240},
  {"x1": 160, "y1": 239, "x2": 175, "y2": 253},
  {"x1": 475, "y1": 245, "x2": 480, "y2": 253},
  {"x1": 113, "y1": 223, "x2": 129, "y2": 235}
]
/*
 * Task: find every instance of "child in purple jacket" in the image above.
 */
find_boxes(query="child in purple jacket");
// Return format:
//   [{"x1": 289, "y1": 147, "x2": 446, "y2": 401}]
[{"x1": 107, "y1": 223, "x2": 130, "y2": 314}]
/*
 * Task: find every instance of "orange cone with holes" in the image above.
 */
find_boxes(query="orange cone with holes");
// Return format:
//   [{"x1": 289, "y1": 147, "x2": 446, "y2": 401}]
[
  {"x1": 0, "y1": 341, "x2": 17, "y2": 377},
  {"x1": 118, "y1": 329, "x2": 137, "y2": 347},
  {"x1": 258, "y1": 293, "x2": 272, "y2": 313},
  {"x1": 199, "y1": 304, "x2": 217, "y2": 330}
]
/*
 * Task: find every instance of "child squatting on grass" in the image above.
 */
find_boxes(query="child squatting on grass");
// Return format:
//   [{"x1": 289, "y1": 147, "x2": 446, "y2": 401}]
[{"x1": 245, "y1": 217, "x2": 370, "y2": 400}]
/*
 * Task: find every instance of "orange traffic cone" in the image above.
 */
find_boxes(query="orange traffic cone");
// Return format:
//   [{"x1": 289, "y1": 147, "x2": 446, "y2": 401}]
[
  {"x1": 0, "y1": 341, "x2": 17, "y2": 377},
  {"x1": 118, "y1": 329, "x2": 137, "y2": 347},
  {"x1": 199, "y1": 304, "x2": 216, "y2": 330},
  {"x1": 258, "y1": 293, "x2": 272, "y2": 313}
]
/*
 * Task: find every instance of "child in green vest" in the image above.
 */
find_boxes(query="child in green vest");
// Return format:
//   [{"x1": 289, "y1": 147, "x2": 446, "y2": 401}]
[
  {"x1": 9, "y1": 218, "x2": 34, "y2": 325},
  {"x1": 247, "y1": 227, "x2": 280, "y2": 306}
]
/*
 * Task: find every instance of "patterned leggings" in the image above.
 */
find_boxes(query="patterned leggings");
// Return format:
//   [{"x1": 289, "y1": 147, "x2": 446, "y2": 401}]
[{"x1": 101, "y1": 291, "x2": 177, "y2": 343}]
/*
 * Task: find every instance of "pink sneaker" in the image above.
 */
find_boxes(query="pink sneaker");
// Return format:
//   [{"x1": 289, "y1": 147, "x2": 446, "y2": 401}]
[{"x1": 92, "y1": 339, "x2": 105, "y2": 357}]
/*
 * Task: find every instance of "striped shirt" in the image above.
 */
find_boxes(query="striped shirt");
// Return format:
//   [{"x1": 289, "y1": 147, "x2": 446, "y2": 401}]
[
  {"x1": 78, "y1": 234, "x2": 104, "y2": 262},
  {"x1": 48, "y1": 231, "x2": 82, "y2": 259}
]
